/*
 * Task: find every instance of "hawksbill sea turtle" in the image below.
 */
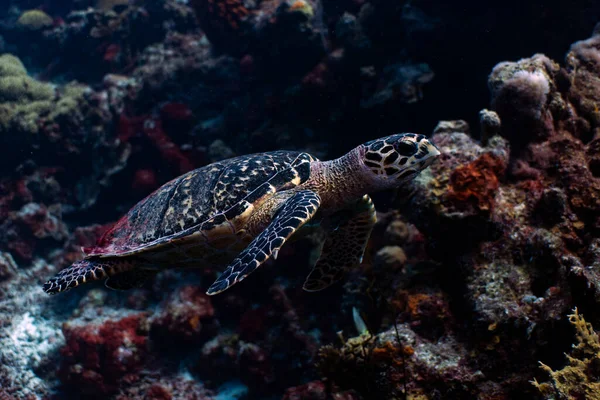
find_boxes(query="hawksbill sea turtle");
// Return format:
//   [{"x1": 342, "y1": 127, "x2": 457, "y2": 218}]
[{"x1": 43, "y1": 134, "x2": 440, "y2": 296}]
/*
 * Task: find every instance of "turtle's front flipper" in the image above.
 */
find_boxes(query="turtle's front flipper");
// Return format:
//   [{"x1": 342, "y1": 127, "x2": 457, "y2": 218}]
[
  {"x1": 43, "y1": 258, "x2": 135, "y2": 295},
  {"x1": 303, "y1": 195, "x2": 376, "y2": 291},
  {"x1": 207, "y1": 190, "x2": 321, "y2": 295}
]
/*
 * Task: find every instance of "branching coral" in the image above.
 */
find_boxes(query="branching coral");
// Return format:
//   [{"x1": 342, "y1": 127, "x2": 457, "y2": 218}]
[{"x1": 533, "y1": 309, "x2": 600, "y2": 399}]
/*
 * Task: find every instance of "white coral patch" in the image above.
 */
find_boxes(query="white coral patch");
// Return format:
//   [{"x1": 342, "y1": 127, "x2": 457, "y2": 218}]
[
  {"x1": 512, "y1": 69, "x2": 550, "y2": 100},
  {"x1": 1, "y1": 309, "x2": 64, "y2": 395}
]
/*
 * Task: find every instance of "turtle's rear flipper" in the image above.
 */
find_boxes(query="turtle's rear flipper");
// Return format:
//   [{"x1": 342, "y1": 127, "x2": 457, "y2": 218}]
[
  {"x1": 303, "y1": 195, "x2": 376, "y2": 292},
  {"x1": 105, "y1": 269, "x2": 156, "y2": 291},
  {"x1": 207, "y1": 190, "x2": 321, "y2": 295},
  {"x1": 43, "y1": 258, "x2": 135, "y2": 295}
]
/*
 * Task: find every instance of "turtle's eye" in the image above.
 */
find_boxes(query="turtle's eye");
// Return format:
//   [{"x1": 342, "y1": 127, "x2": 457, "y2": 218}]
[{"x1": 395, "y1": 141, "x2": 418, "y2": 157}]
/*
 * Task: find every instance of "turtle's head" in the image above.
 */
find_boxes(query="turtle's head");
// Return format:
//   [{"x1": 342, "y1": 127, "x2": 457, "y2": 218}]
[{"x1": 360, "y1": 133, "x2": 440, "y2": 188}]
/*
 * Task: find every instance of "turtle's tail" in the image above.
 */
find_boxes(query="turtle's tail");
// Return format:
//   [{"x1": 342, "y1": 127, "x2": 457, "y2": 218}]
[{"x1": 42, "y1": 258, "x2": 134, "y2": 295}]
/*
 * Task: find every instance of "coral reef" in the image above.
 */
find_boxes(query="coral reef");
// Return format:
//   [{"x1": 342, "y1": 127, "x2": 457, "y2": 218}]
[
  {"x1": 1, "y1": 0, "x2": 600, "y2": 399},
  {"x1": 354, "y1": 24, "x2": 600, "y2": 400},
  {"x1": 0, "y1": 55, "x2": 129, "y2": 215}
]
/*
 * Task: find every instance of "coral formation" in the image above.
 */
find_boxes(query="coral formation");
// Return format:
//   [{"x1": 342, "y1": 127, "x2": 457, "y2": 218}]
[
  {"x1": 0, "y1": 54, "x2": 128, "y2": 204},
  {"x1": 0, "y1": 53, "x2": 54, "y2": 103},
  {"x1": 150, "y1": 285, "x2": 217, "y2": 345},
  {"x1": 447, "y1": 152, "x2": 506, "y2": 212},
  {"x1": 16, "y1": 9, "x2": 53, "y2": 30},
  {"x1": 489, "y1": 54, "x2": 559, "y2": 148},
  {"x1": 59, "y1": 312, "x2": 150, "y2": 396},
  {"x1": 1, "y1": 202, "x2": 68, "y2": 263},
  {"x1": 374, "y1": 245, "x2": 407, "y2": 271},
  {"x1": 1, "y1": 0, "x2": 600, "y2": 398}
]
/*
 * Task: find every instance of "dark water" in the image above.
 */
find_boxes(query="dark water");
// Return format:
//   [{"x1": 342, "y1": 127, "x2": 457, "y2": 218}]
[{"x1": 1, "y1": 1, "x2": 600, "y2": 399}]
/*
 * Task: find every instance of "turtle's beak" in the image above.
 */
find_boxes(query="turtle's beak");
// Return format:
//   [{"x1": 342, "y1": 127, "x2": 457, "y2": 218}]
[
  {"x1": 429, "y1": 143, "x2": 442, "y2": 158},
  {"x1": 419, "y1": 139, "x2": 441, "y2": 169}
]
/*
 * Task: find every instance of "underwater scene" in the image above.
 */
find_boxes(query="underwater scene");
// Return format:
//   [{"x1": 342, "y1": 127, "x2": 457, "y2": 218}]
[{"x1": 2, "y1": 0, "x2": 600, "y2": 399}]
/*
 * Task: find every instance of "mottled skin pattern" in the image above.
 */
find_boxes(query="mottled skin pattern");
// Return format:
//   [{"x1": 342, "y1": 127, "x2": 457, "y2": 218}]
[{"x1": 43, "y1": 134, "x2": 440, "y2": 296}]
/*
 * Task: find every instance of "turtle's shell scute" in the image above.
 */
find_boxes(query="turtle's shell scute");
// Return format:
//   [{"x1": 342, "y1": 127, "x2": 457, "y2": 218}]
[{"x1": 89, "y1": 151, "x2": 315, "y2": 256}]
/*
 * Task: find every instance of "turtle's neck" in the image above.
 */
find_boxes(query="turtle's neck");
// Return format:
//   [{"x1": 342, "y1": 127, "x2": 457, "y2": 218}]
[{"x1": 302, "y1": 146, "x2": 371, "y2": 211}]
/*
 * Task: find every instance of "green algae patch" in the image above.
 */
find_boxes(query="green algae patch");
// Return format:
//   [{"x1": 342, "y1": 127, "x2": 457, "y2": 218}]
[
  {"x1": 533, "y1": 308, "x2": 600, "y2": 400},
  {"x1": 17, "y1": 10, "x2": 53, "y2": 30}
]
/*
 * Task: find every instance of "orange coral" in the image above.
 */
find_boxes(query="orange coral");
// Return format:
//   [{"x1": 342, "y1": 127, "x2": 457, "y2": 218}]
[
  {"x1": 447, "y1": 152, "x2": 506, "y2": 212},
  {"x1": 290, "y1": 0, "x2": 307, "y2": 11},
  {"x1": 371, "y1": 341, "x2": 413, "y2": 369},
  {"x1": 393, "y1": 290, "x2": 449, "y2": 322}
]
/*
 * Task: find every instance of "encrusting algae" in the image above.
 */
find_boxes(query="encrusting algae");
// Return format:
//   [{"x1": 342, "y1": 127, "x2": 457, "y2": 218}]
[{"x1": 533, "y1": 308, "x2": 600, "y2": 400}]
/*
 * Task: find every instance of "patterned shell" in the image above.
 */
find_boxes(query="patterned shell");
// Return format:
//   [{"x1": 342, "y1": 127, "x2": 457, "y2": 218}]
[{"x1": 86, "y1": 151, "x2": 316, "y2": 257}]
